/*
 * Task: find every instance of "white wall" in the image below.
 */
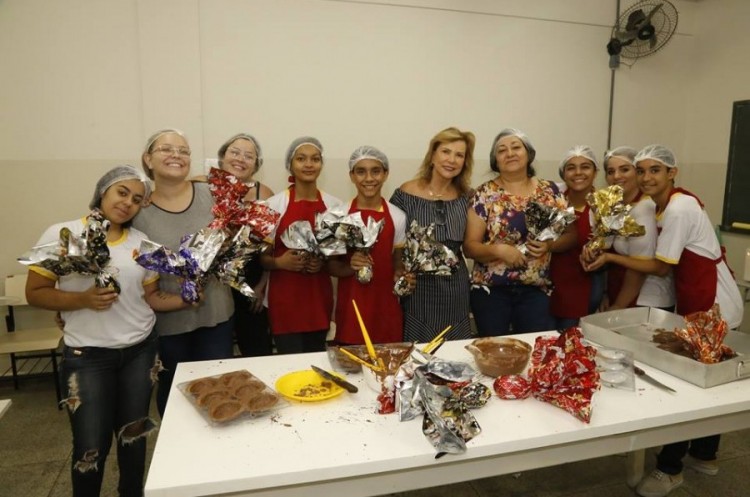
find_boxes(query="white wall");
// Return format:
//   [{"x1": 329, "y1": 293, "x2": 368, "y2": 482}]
[{"x1": 2, "y1": 0, "x2": 748, "y2": 328}]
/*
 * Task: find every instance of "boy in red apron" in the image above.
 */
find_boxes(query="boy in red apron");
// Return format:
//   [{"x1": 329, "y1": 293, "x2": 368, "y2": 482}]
[
  {"x1": 583, "y1": 144, "x2": 743, "y2": 497},
  {"x1": 263, "y1": 137, "x2": 343, "y2": 354},
  {"x1": 329, "y1": 146, "x2": 409, "y2": 344}
]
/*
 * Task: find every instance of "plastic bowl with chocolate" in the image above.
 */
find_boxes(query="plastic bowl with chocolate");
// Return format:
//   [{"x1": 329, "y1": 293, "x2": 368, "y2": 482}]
[
  {"x1": 327, "y1": 342, "x2": 414, "y2": 374},
  {"x1": 465, "y1": 337, "x2": 532, "y2": 378}
]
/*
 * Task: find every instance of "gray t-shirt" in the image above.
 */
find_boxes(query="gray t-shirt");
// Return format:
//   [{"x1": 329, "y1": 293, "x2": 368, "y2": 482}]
[{"x1": 133, "y1": 182, "x2": 234, "y2": 336}]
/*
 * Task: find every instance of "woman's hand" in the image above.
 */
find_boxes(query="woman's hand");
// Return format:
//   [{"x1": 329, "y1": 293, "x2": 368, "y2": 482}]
[
  {"x1": 496, "y1": 244, "x2": 527, "y2": 269},
  {"x1": 393, "y1": 270, "x2": 417, "y2": 293},
  {"x1": 350, "y1": 251, "x2": 373, "y2": 271},
  {"x1": 582, "y1": 252, "x2": 609, "y2": 272},
  {"x1": 525, "y1": 239, "x2": 551, "y2": 258},
  {"x1": 580, "y1": 245, "x2": 600, "y2": 266},
  {"x1": 250, "y1": 282, "x2": 266, "y2": 313},
  {"x1": 304, "y1": 255, "x2": 324, "y2": 274},
  {"x1": 275, "y1": 250, "x2": 307, "y2": 272},
  {"x1": 81, "y1": 285, "x2": 119, "y2": 311}
]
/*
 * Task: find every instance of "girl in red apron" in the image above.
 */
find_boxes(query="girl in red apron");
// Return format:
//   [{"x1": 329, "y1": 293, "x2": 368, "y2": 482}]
[
  {"x1": 549, "y1": 145, "x2": 602, "y2": 330},
  {"x1": 582, "y1": 144, "x2": 743, "y2": 497},
  {"x1": 263, "y1": 137, "x2": 343, "y2": 354},
  {"x1": 329, "y1": 146, "x2": 407, "y2": 345}
]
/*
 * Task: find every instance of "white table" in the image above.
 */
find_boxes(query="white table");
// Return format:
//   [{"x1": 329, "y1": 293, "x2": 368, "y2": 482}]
[{"x1": 145, "y1": 333, "x2": 750, "y2": 497}]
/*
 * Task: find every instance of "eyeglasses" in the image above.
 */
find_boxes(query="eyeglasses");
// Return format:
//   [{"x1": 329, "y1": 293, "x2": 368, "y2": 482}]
[
  {"x1": 226, "y1": 147, "x2": 257, "y2": 163},
  {"x1": 151, "y1": 145, "x2": 191, "y2": 157},
  {"x1": 433, "y1": 199, "x2": 446, "y2": 226}
]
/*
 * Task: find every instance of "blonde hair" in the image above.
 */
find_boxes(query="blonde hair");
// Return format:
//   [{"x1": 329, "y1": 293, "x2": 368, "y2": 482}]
[
  {"x1": 416, "y1": 127, "x2": 475, "y2": 195},
  {"x1": 140, "y1": 128, "x2": 188, "y2": 179}
]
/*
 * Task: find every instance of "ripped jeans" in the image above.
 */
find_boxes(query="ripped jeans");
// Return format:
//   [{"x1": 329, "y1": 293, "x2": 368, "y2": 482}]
[{"x1": 60, "y1": 331, "x2": 159, "y2": 497}]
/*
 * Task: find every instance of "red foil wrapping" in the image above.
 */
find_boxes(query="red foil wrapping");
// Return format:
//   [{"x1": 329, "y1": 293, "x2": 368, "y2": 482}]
[
  {"x1": 377, "y1": 386, "x2": 396, "y2": 414},
  {"x1": 493, "y1": 375, "x2": 531, "y2": 400},
  {"x1": 207, "y1": 167, "x2": 279, "y2": 240},
  {"x1": 494, "y1": 329, "x2": 600, "y2": 423},
  {"x1": 675, "y1": 304, "x2": 735, "y2": 364}
]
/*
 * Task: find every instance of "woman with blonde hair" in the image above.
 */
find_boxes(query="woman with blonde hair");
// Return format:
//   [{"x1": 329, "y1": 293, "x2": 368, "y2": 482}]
[{"x1": 390, "y1": 127, "x2": 475, "y2": 343}]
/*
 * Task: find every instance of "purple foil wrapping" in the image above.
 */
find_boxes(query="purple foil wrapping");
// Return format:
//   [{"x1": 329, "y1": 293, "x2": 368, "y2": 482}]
[{"x1": 134, "y1": 228, "x2": 226, "y2": 303}]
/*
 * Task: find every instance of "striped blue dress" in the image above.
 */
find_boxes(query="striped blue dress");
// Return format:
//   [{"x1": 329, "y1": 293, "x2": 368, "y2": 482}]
[{"x1": 390, "y1": 189, "x2": 472, "y2": 343}]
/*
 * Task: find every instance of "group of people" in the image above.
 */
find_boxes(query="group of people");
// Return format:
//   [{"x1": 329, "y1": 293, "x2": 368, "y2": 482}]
[{"x1": 23, "y1": 126, "x2": 743, "y2": 497}]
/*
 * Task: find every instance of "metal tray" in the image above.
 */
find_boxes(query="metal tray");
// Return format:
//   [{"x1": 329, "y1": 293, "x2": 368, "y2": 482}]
[{"x1": 580, "y1": 307, "x2": 750, "y2": 388}]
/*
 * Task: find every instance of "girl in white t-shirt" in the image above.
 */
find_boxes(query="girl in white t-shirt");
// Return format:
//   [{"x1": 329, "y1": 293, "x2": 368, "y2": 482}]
[{"x1": 25, "y1": 166, "x2": 187, "y2": 497}]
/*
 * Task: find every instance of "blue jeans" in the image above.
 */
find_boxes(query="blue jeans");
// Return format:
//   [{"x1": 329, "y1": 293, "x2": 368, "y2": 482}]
[
  {"x1": 156, "y1": 319, "x2": 234, "y2": 417},
  {"x1": 60, "y1": 331, "x2": 159, "y2": 497},
  {"x1": 471, "y1": 285, "x2": 556, "y2": 336}
]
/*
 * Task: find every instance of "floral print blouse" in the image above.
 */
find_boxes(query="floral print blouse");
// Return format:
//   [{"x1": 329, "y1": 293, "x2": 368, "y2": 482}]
[{"x1": 469, "y1": 178, "x2": 568, "y2": 289}]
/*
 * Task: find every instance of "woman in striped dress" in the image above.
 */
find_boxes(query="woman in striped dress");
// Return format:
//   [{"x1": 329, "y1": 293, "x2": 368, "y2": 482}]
[{"x1": 390, "y1": 127, "x2": 475, "y2": 343}]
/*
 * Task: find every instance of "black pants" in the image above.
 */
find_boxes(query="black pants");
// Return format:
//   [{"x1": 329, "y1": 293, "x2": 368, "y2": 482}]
[
  {"x1": 657, "y1": 435, "x2": 720, "y2": 474},
  {"x1": 274, "y1": 330, "x2": 328, "y2": 355},
  {"x1": 232, "y1": 289, "x2": 274, "y2": 357}
]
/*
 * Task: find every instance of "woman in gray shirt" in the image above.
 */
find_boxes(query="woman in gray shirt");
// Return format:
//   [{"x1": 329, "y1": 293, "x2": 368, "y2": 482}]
[{"x1": 134, "y1": 128, "x2": 234, "y2": 417}]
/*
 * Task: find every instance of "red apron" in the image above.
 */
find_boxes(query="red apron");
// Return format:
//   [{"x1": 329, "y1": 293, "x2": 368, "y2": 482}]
[
  {"x1": 334, "y1": 199, "x2": 403, "y2": 344},
  {"x1": 550, "y1": 205, "x2": 594, "y2": 318},
  {"x1": 606, "y1": 191, "x2": 643, "y2": 307},
  {"x1": 664, "y1": 189, "x2": 721, "y2": 316},
  {"x1": 268, "y1": 187, "x2": 333, "y2": 335}
]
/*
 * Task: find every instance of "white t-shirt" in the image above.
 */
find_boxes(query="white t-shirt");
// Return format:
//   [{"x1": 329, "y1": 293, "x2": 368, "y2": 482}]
[
  {"x1": 31, "y1": 218, "x2": 158, "y2": 348},
  {"x1": 387, "y1": 201, "x2": 407, "y2": 249},
  {"x1": 611, "y1": 196, "x2": 675, "y2": 307},
  {"x1": 656, "y1": 193, "x2": 743, "y2": 328}
]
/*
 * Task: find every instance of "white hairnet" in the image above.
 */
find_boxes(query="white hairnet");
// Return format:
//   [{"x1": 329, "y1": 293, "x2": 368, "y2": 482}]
[
  {"x1": 90, "y1": 165, "x2": 151, "y2": 209},
  {"x1": 603, "y1": 146, "x2": 637, "y2": 168},
  {"x1": 490, "y1": 128, "x2": 536, "y2": 171},
  {"x1": 635, "y1": 144, "x2": 676, "y2": 168},
  {"x1": 348, "y1": 145, "x2": 389, "y2": 171},
  {"x1": 218, "y1": 133, "x2": 264, "y2": 170},
  {"x1": 558, "y1": 145, "x2": 598, "y2": 179},
  {"x1": 285, "y1": 136, "x2": 323, "y2": 171}
]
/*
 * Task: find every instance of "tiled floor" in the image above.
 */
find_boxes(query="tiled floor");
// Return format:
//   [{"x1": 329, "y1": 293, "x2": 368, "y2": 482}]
[{"x1": 1, "y1": 376, "x2": 749, "y2": 497}]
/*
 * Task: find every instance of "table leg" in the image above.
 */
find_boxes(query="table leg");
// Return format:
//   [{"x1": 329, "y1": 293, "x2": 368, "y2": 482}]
[{"x1": 626, "y1": 449, "x2": 645, "y2": 488}]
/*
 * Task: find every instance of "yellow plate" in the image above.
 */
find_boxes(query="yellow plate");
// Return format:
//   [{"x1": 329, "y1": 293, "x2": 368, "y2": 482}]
[{"x1": 275, "y1": 370, "x2": 345, "y2": 402}]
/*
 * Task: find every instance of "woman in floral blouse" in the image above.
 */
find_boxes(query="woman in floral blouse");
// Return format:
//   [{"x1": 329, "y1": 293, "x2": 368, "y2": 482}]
[{"x1": 463, "y1": 128, "x2": 576, "y2": 335}]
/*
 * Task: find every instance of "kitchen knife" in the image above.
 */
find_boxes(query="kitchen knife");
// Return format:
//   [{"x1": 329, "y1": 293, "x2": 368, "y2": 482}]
[
  {"x1": 311, "y1": 365, "x2": 359, "y2": 393},
  {"x1": 633, "y1": 365, "x2": 676, "y2": 393}
]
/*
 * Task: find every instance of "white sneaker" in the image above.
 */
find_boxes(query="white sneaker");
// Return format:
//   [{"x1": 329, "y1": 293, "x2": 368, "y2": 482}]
[
  {"x1": 684, "y1": 455, "x2": 719, "y2": 475},
  {"x1": 636, "y1": 469, "x2": 684, "y2": 497}
]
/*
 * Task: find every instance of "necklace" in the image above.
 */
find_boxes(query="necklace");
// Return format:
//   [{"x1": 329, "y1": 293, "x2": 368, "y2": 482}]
[{"x1": 428, "y1": 182, "x2": 451, "y2": 198}]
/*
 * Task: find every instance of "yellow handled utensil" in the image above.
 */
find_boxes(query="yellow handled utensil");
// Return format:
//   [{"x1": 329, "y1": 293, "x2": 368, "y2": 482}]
[
  {"x1": 352, "y1": 300, "x2": 385, "y2": 370},
  {"x1": 338, "y1": 348, "x2": 383, "y2": 372},
  {"x1": 422, "y1": 325, "x2": 452, "y2": 354}
]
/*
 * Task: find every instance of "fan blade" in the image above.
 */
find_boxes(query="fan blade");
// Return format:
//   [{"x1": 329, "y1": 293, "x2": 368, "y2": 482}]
[
  {"x1": 637, "y1": 23, "x2": 656, "y2": 41},
  {"x1": 645, "y1": 3, "x2": 664, "y2": 22},
  {"x1": 625, "y1": 9, "x2": 646, "y2": 32},
  {"x1": 649, "y1": 33, "x2": 657, "y2": 48}
]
